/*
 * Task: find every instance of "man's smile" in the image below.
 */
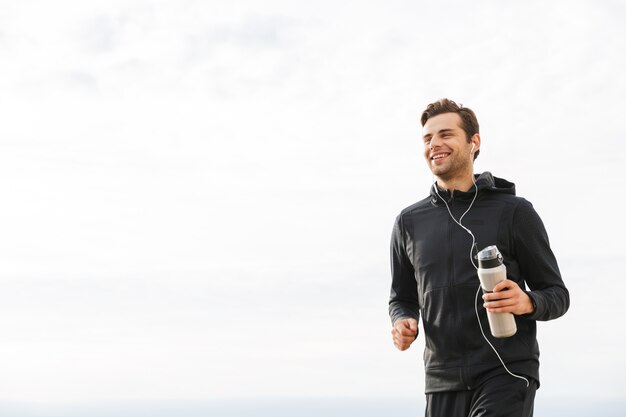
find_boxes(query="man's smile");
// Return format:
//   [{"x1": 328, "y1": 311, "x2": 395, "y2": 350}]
[{"x1": 431, "y1": 152, "x2": 451, "y2": 163}]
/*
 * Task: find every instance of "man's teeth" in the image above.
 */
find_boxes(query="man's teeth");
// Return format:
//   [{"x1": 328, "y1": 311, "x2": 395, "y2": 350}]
[{"x1": 433, "y1": 154, "x2": 449, "y2": 160}]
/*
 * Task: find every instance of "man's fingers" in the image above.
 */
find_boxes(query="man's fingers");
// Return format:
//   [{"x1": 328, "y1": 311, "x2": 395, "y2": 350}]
[
  {"x1": 479, "y1": 279, "x2": 533, "y2": 315},
  {"x1": 484, "y1": 295, "x2": 518, "y2": 307},
  {"x1": 487, "y1": 306, "x2": 512, "y2": 313},
  {"x1": 394, "y1": 330, "x2": 416, "y2": 342},
  {"x1": 484, "y1": 301, "x2": 515, "y2": 311},
  {"x1": 399, "y1": 326, "x2": 417, "y2": 337},
  {"x1": 394, "y1": 339, "x2": 410, "y2": 351},
  {"x1": 483, "y1": 286, "x2": 516, "y2": 301},
  {"x1": 392, "y1": 329, "x2": 416, "y2": 350},
  {"x1": 492, "y1": 279, "x2": 518, "y2": 293},
  {"x1": 391, "y1": 319, "x2": 419, "y2": 350},
  {"x1": 486, "y1": 303, "x2": 522, "y2": 313},
  {"x1": 393, "y1": 319, "x2": 418, "y2": 336}
]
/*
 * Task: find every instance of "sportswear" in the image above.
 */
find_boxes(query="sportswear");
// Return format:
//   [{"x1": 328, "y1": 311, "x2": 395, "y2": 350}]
[
  {"x1": 389, "y1": 172, "x2": 569, "y2": 393},
  {"x1": 426, "y1": 373, "x2": 537, "y2": 417}
]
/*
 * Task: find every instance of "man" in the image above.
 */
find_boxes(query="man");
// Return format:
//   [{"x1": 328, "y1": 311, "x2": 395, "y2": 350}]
[{"x1": 389, "y1": 99, "x2": 569, "y2": 417}]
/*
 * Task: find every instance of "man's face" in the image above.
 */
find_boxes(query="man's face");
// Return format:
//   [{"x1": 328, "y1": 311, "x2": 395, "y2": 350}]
[{"x1": 422, "y1": 112, "x2": 474, "y2": 180}]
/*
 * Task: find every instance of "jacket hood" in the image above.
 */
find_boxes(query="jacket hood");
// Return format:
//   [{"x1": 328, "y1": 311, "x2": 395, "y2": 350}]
[{"x1": 430, "y1": 171, "x2": 516, "y2": 204}]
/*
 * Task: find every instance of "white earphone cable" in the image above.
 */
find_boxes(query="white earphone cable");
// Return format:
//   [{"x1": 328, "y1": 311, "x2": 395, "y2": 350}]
[{"x1": 432, "y1": 174, "x2": 530, "y2": 388}]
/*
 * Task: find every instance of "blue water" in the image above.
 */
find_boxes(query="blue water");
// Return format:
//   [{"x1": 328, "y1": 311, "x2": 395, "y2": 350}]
[{"x1": 1, "y1": 398, "x2": 623, "y2": 417}]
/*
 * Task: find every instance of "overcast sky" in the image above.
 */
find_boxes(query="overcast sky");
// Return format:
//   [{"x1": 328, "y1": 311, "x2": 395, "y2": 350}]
[{"x1": 0, "y1": 0, "x2": 625, "y2": 413}]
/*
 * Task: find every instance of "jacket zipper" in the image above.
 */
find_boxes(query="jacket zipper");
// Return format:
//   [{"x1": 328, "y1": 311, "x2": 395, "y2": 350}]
[{"x1": 449, "y1": 196, "x2": 470, "y2": 390}]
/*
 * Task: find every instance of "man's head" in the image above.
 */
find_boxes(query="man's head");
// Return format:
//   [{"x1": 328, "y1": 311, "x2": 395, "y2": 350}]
[
  {"x1": 420, "y1": 98, "x2": 480, "y2": 160},
  {"x1": 421, "y1": 99, "x2": 481, "y2": 185}
]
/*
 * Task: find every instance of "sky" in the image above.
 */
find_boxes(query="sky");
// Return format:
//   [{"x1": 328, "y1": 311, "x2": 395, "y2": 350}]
[{"x1": 0, "y1": 0, "x2": 625, "y2": 415}]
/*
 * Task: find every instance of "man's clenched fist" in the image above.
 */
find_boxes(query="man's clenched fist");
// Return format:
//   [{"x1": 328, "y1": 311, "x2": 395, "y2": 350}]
[{"x1": 391, "y1": 318, "x2": 418, "y2": 351}]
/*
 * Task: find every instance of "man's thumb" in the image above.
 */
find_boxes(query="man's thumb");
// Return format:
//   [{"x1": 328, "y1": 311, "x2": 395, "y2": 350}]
[{"x1": 408, "y1": 319, "x2": 418, "y2": 332}]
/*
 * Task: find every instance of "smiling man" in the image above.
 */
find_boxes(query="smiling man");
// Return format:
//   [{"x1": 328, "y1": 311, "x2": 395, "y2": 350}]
[{"x1": 388, "y1": 99, "x2": 569, "y2": 417}]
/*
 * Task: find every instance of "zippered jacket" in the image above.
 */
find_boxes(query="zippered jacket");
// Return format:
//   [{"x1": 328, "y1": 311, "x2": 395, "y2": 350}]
[{"x1": 389, "y1": 172, "x2": 569, "y2": 392}]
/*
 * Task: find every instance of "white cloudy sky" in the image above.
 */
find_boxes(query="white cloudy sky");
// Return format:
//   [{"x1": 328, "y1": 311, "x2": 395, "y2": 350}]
[{"x1": 0, "y1": 0, "x2": 625, "y2": 409}]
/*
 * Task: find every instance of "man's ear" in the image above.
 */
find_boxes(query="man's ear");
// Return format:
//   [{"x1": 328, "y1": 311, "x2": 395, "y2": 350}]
[{"x1": 471, "y1": 134, "x2": 481, "y2": 154}]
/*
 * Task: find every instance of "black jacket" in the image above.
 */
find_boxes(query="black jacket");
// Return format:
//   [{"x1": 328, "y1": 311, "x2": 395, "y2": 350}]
[{"x1": 389, "y1": 172, "x2": 569, "y2": 393}]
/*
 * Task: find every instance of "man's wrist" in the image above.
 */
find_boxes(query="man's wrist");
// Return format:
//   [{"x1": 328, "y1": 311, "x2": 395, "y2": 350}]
[{"x1": 525, "y1": 292, "x2": 537, "y2": 315}]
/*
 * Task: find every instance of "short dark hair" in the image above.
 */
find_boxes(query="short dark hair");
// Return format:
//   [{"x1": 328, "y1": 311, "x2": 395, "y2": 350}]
[{"x1": 420, "y1": 98, "x2": 480, "y2": 160}]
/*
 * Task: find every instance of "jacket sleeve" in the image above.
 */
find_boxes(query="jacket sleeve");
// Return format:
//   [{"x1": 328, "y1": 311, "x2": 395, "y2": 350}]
[
  {"x1": 389, "y1": 214, "x2": 420, "y2": 324},
  {"x1": 512, "y1": 199, "x2": 570, "y2": 321}
]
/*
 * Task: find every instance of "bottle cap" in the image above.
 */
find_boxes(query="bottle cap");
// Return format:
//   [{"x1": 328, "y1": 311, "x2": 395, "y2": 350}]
[{"x1": 477, "y1": 245, "x2": 503, "y2": 268}]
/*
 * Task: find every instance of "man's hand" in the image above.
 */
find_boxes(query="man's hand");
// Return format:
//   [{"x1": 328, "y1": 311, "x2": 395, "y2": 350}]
[
  {"x1": 391, "y1": 318, "x2": 419, "y2": 351},
  {"x1": 482, "y1": 279, "x2": 534, "y2": 315}
]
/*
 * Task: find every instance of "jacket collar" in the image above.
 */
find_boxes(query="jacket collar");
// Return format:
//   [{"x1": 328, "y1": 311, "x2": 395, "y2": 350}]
[{"x1": 429, "y1": 171, "x2": 516, "y2": 205}]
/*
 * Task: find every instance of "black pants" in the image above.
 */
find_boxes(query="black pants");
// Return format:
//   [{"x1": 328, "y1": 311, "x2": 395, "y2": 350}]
[{"x1": 425, "y1": 374, "x2": 537, "y2": 417}]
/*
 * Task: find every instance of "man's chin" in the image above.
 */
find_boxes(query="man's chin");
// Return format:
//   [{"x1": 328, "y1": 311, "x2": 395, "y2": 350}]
[{"x1": 429, "y1": 166, "x2": 448, "y2": 177}]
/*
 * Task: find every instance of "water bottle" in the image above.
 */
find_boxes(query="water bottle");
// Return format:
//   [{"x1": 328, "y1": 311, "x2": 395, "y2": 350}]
[{"x1": 477, "y1": 245, "x2": 517, "y2": 338}]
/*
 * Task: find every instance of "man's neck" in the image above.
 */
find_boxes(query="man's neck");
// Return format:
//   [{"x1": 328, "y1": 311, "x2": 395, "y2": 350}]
[{"x1": 436, "y1": 173, "x2": 475, "y2": 194}]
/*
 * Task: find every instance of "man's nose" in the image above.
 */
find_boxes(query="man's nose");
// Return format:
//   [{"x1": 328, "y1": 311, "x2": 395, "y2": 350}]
[{"x1": 429, "y1": 135, "x2": 441, "y2": 149}]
